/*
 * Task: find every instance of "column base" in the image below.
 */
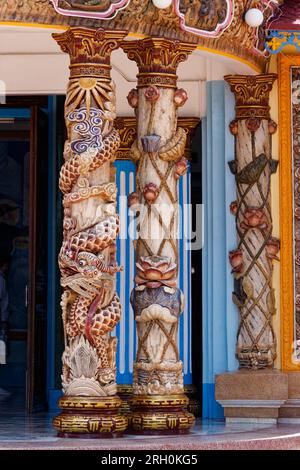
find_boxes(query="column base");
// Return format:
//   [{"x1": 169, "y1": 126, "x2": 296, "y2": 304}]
[
  {"x1": 279, "y1": 372, "x2": 300, "y2": 423},
  {"x1": 215, "y1": 370, "x2": 288, "y2": 423},
  {"x1": 53, "y1": 395, "x2": 128, "y2": 438},
  {"x1": 128, "y1": 394, "x2": 195, "y2": 435}
]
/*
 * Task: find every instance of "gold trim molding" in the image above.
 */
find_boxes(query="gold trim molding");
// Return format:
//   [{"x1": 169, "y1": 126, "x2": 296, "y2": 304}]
[
  {"x1": 279, "y1": 54, "x2": 298, "y2": 371},
  {"x1": 115, "y1": 116, "x2": 200, "y2": 160},
  {"x1": 225, "y1": 74, "x2": 277, "y2": 120},
  {"x1": 122, "y1": 38, "x2": 196, "y2": 88}
]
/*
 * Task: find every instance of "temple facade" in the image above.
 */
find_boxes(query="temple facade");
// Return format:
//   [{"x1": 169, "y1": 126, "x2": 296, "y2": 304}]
[{"x1": 0, "y1": 0, "x2": 299, "y2": 435}]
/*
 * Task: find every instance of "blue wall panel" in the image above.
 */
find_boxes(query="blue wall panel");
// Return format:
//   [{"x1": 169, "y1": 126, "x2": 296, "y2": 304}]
[
  {"x1": 202, "y1": 81, "x2": 237, "y2": 419},
  {"x1": 114, "y1": 161, "x2": 192, "y2": 384}
]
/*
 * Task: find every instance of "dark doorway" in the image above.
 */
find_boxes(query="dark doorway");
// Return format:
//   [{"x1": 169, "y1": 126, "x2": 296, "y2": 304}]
[
  {"x1": 191, "y1": 121, "x2": 202, "y2": 416},
  {"x1": 0, "y1": 97, "x2": 48, "y2": 412}
]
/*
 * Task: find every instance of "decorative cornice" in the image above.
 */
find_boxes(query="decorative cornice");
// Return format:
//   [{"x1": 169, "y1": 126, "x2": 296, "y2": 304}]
[
  {"x1": 115, "y1": 116, "x2": 199, "y2": 159},
  {"x1": 225, "y1": 74, "x2": 277, "y2": 120},
  {"x1": 49, "y1": 1, "x2": 235, "y2": 39},
  {"x1": 122, "y1": 38, "x2": 196, "y2": 88},
  {"x1": 50, "y1": 0, "x2": 131, "y2": 20},
  {"x1": 53, "y1": 27, "x2": 127, "y2": 78},
  {"x1": 0, "y1": 1, "x2": 275, "y2": 71}
]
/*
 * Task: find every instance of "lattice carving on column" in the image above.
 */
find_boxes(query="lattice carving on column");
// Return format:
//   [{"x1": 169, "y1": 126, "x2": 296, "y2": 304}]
[
  {"x1": 123, "y1": 39, "x2": 195, "y2": 396},
  {"x1": 226, "y1": 74, "x2": 279, "y2": 370}
]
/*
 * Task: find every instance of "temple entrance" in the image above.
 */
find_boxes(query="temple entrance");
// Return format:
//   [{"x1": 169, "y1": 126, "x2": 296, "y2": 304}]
[{"x1": 0, "y1": 97, "x2": 48, "y2": 412}]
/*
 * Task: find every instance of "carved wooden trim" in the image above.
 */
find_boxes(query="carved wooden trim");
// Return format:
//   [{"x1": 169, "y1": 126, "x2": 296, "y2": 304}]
[
  {"x1": 279, "y1": 54, "x2": 299, "y2": 371},
  {"x1": 115, "y1": 116, "x2": 200, "y2": 160},
  {"x1": 50, "y1": 0, "x2": 131, "y2": 20},
  {"x1": 225, "y1": 74, "x2": 277, "y2": 120},
  {"x1": 0, "y1": 0, "x2": 275, "y2": 71}
]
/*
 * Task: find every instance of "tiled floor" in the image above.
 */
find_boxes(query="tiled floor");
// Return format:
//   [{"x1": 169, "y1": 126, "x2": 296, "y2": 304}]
[{"x1": 1, "y1": 390, "x2": 300, "y2": 450}]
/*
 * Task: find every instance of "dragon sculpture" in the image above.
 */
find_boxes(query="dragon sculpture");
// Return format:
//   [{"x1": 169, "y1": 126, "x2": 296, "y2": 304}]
[{"x1": 56, "y1": 68, "x2": 123, "y2": 396}]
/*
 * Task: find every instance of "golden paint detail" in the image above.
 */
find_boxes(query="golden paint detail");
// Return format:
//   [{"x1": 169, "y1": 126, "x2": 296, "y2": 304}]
[
  {"x1": 128, "y1": 411, "x2": 195, "y2": 432},
  {"x1": 53, "y1": 27, "x2": 126, "y2": 68},
  {"x1": 0, "y1": 0, "x2": 272, "y2": 71},
  {"x1": 53, "y1": 396, "x2": 128, "y2": 435},
  {"x1": 225, "y1": 74, "x2": 278, "y2": 120},
  {"x1": 279, "y1": 55, "x2": 299, "y2": 371},
  {"x1": 130, "y1": 395, "x2": 189, "y2": 408},
  {"x1": 58, "y1": 395, "x2": 123, "y2": 409},
  {"x1": 129, "y1": 395, "x2": 195, "y2": 432},
  {"x1": 117, "y1": 384, "x2": 201, "y2": 416},
  {"x1": 115, "y1": 117, "x2": 200, "y2": 160},
  {"x1": 121, "y1": 39, "x2": 195, "y2": 89}
]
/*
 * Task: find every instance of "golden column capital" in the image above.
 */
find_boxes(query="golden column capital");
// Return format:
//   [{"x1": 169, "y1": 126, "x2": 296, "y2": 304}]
[
  {"x1": 53, "y1": 27, "x2": 127, "y2": 80},
  {"x1": 122, "y1": 38, "x2": 196, "y2": 88},
  {"x1": 225, "y1": 74, "x2": 277, "y2": 120}
]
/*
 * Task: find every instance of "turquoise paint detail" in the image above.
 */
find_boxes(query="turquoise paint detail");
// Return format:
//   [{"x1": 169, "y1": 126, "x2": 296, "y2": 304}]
[
  {"x1": 0, "y1": 109, "x2": 30, "y2": 118},
  {"x1": 202, "y1": 81, "x2": 237, "y2": 419},
  {"x1": 48, "y1": 389, "x2": 63, "y2": 410},
  {"x1": 202, "y1": 383, "x2": 224, "y2": 419}
]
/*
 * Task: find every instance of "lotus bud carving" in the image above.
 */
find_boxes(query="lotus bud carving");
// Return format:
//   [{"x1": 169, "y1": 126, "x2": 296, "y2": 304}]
[
  {"x1": 143, "y1": 183, "x2": 158, "y2": 204},
  {"x1": 266, "y1": 237, "x2": 280, "y2": 260},
  {"x1": 246, "y1": 118, "x2": 261, "y2": 133},
  {"x1": 135, "y1": 255, "x2": 177, "y2": 288},
  {"x1": 174, "y1": 157, "x2": 188, "y2": 180},
  {"x1": 141, "y1": 134, "x2": 161, "y2": 153},
  {"x1": 144, "y1": 85, "x2": 160, "y2": 102},
  {"x1": 229, "y1": 120, "x2": 238, "y2": 135},
  {"x1": 230, "y1": 201, "x2": 238, "y2": 216},
  {"x1": 229, "y1": 249, "x2": 244, "y2": 274},
  {"x1": 240, "y1": 208, "x2": 269, "y2": 231},
  {"x1": 268, "y1": 119, "x2": 277, "y2": 135},
  {"x1": 128, "y1": 191, "x2": 140, "y2": 207},
  {"x1": 127, "y1": 88, "x2": 139, "y2": 109},
  {"x1": 173, "y1": 88, "x2": 188, "y2": 107},
  {"x1": 296, "y1": 294, "x2": 300, "y2": 310}
]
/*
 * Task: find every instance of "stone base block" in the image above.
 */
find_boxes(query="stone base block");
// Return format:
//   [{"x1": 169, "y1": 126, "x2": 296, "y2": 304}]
[
  {"x1": 53, "y1": 396, "x2": 128, "y2": 438},
  {"x1": 215, "y1": 370, "x2": 288, "y2": 423},
  {"x1": 278, "y1": 372, "x2": 300, "y2": 422}
]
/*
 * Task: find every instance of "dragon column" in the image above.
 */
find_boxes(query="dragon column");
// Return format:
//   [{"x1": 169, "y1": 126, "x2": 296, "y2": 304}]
[
  {"x1": 52, "y1": 27, "x2": 128, "y2": 437},
  {"x1": 122, "y1": 38, "x2": 196, "y2": 434}
]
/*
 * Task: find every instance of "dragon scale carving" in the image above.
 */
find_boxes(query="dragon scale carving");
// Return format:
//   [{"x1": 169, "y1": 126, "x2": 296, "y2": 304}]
[{"x1": 53, "y1": 27, "x2": 127, "y2": 397}]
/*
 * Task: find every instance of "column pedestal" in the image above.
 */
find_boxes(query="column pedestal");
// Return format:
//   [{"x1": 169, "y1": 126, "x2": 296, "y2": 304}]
[
  {"x1": 53, "y1": 396, "x2": 127, "y2": 438},
  {"x1": 278, "y1": 372, "x2": 300, "y2": 423},
  {"x1": 216, "y1": 370, "x2": 288, "y2": 423},
  {"x1": 128, "y1": 395, "x2": 194, "y2": 435}
]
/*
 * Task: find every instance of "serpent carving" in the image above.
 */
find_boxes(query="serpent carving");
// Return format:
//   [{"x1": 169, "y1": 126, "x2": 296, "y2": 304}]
[{"x1": 58, "y1": 103, "x2": 123, "y2": 396}]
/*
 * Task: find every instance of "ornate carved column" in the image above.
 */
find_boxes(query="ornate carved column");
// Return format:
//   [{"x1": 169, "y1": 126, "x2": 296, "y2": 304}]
[
  {"x1": 52, "y1": 27, "x2": 128, "y2": 437},
  {"x1": 225, "y1": 74, "x2": 279, "y2": 369},
  {"x1": 122, "y1": 38, "x2": 196, "y2": 434}
]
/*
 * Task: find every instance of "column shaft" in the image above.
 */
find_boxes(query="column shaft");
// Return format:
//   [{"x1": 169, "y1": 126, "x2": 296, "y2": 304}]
[
  {"x1": 52, "y1": 27, "x2": 128, "y2": 437},
  {"x1": 123, "y1": 38, "x2": 196, "y2": 434},
  {"x1": 225, "y1": 74, "x2": 279, "y2": 369}
]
